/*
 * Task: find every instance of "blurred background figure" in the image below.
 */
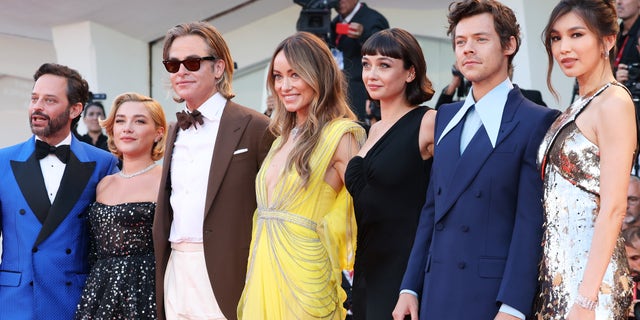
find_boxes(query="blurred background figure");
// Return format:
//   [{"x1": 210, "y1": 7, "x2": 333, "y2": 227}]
[
  {"x1": 625, "y1": 175, "x2": 640, "y2": 230},
  {"x1": 78, "y1": 101, "x2": 108, "y2": 152},
  {"x1": 623, "y1": 226, "x2": 640, "y2": 319}
]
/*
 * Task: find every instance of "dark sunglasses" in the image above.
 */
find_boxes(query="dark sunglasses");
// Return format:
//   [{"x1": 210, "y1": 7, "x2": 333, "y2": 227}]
[{"x1": 162, "y1": 56, "x2": 217, "y2": 73}]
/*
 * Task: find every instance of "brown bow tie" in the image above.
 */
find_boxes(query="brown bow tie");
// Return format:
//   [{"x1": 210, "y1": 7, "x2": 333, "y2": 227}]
[{"x1": 176, "y1": 109, "x2": 204, "y2": 130}]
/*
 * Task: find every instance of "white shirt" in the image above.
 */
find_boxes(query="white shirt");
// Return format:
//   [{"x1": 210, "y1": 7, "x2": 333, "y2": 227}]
[
  {"x1": 168, "y1": 93, "x2": 226, "y2": 243},
  {"x1": 37, "y1": 134, "x2": 72, "y2": 203},
  {"x1": 437, "y1": 78, "x2": 513, "y2": 148}
]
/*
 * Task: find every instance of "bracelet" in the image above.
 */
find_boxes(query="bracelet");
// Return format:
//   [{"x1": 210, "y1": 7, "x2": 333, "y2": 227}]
[{"x1": 575, "y1": 293, "x2": 598, "y2": 311}]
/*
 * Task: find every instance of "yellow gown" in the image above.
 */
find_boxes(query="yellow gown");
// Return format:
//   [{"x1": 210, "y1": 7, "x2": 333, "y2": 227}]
[{"x1": 238, "y1": 119, "x2": 365, "y2": 320}]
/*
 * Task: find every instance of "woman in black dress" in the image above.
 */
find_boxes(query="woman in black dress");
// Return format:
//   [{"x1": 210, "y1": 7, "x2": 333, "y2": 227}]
[
  {"x1": 78, "y1": 101, "x2": 109, "y2": 151},
  {"x1": 345, "y1": 28, "x2": 436, "y2": 319},
  {"x1": 75, "y1": 92, "x2": 167, "y2": 319}
]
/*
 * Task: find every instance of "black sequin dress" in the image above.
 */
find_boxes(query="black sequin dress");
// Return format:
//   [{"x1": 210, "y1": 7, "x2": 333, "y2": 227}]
[{"x1": 75, "y1": 202, "x2": 157, "y2": 320}]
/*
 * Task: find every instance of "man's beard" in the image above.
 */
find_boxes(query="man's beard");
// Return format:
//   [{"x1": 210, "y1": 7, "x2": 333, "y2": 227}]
[{"x1": 30, "y1": 107, "x2": 71, "y2": 138}]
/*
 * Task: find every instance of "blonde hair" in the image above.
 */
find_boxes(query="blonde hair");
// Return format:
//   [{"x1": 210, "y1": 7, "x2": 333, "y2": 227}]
[{"x1": 101, "y1": 92, "x2": 167, "y2": 161}]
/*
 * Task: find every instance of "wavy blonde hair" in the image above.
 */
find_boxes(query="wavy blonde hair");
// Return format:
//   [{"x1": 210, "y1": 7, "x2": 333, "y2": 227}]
[
  {"x1": 267, "y1": 32, "x2": 356, "y2": 186},
  {"x1": 101, "y1": 92, "x2": 167, "y2": 161}
]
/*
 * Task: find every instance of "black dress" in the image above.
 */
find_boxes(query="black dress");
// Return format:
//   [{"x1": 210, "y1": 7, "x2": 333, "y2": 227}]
[
  {"x1": 345, "y1": 106, "x2": 433, "y2": 320},
  {"x1": 75, "y1": 202, "x2": 157, "y2": 320}
]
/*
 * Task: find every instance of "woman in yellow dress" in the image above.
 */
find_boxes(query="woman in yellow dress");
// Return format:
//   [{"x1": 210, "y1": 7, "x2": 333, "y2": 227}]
[{"x1": 237, "y1": 31, "x2": 366, "y2": 319}]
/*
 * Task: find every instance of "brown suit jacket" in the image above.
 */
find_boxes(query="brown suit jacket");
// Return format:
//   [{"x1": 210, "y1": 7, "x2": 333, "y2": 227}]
[{"x1": 153, "y1": 100, "x2": 273, "y2": 320}]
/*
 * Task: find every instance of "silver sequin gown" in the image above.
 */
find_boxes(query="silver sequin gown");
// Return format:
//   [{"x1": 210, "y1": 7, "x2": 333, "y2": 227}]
[
  {"x1": 535, "y1": 82, "x2": 632, "y2": 319},
  {"x1": 75, "y1": 202, "x2": 157, "y2": 320}
]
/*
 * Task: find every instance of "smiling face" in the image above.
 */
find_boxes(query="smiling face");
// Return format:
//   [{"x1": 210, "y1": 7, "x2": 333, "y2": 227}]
[
  {"x1": 272, "y1": 50, "x2": 314, "y2": 121},
  {"x1": 113, "y1": 101, "x2": 163, "y2": 159},
  {"x1": 167, "y1": 35, "x2": 224, "y2": 110},
  {"x1": 29, "y1": 74, "x2": 80, "y2": 144},
  {"x1": 453, "y1": 13, "x2": 514, "y2": 95},
  {"x1": 361, "y1": 53, "x2": 413, "y2": 104},
  {"x1": 549, "y1": 11, "x2": 607, "y2": 79}
]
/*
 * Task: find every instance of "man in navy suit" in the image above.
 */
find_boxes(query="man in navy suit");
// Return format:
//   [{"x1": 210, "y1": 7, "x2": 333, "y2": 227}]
[
  {"x1": 0, "y1": 63, "x2": 119, "y2": 319},
  {"x1": 392, "y1": 1, "x2": 559, "y2": 319}
]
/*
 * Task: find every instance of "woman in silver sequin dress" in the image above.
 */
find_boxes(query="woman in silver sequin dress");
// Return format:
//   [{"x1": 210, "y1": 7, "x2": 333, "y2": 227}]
[
  {"x1": 75, "y1": 93, "x2": 167, "y2": 319},
  {"x1": 536, "y1": 1, "x2": 637, "y2": 319}
]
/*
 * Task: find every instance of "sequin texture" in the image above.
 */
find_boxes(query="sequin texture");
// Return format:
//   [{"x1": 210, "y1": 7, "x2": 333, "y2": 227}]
[
  {"x1": 75, "y1": 202, "x2": 157, "y2": 319},
  {"x1": 535, "y1": 83, "x2": 632, "y2": 319}
]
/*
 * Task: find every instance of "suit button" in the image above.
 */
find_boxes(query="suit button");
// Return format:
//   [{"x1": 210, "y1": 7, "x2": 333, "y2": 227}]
[
  {"x1": 19, "y1": 209, "x2": 25, "y2": 215},
  {"x1": 437, "y1": 188, "x2": 442, "y2": 195},
  {"x1": 29, "y1": 281, "x2": 33, "y2": 286},
  {"x1": 435, "y1": 223, "x2": 444, "y2": 231},
  {"x1": 65, "y1": 248, "x2": 72, "y2": 254},
  {"x1": 32, "y1": 247, "x2": 38, "y2": 253},
  {"x1": 460, "y1": 225, "x2": 469, "y2": 232},
  {"x1": 458, "y1": 262, "x2": 466, "y2": 269},
  {"x1": 65, "y1": 281, "x2": 72, "y2": 286},
  {"x1": 475, "y1": 190, "x2": 482, "y2": 198}
]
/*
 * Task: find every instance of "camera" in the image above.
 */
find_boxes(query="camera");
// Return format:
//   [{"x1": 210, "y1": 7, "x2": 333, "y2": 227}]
[
  {"x1": 624, "y1": 63, "x2": 640, "y2": 114},
  {"x1": 294, "y1": 0, "x2": 339, "y2": 38},
  {"x1": 88, "y1": 92, "x2": 107, "y2": 102}
]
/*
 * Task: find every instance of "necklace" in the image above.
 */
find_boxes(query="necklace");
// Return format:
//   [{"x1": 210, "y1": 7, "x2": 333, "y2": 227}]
[
  {"x1": 291, "y1": 126, "x2": 301, "y2": 138},
  {"x1": 118, "y1": 163, "x2": 157, "y2": 179}
]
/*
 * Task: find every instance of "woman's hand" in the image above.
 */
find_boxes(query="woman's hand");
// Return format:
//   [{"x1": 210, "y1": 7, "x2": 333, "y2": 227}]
[{"x1": 566, "y1": 304, "x2": 595, "y2": 320}]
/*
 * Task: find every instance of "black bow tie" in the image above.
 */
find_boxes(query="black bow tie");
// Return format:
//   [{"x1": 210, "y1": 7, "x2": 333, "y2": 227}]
[
  {"x1": 35, "y1": 140, "x2": 70, "y2": 163},
  {"x1": 176, "y1": 109, "x2": 204, "y2": 130}
]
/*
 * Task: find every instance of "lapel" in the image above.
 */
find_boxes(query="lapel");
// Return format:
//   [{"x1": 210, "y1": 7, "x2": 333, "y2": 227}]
[
  {"x1": 162, "y1": 123, "x2": 180, "y2": 194},
  {"x1": 11, "y1": 152, "x2": 50, "y2": 224},
  {"x1": 204, "y1": 101, "x2": 250, "y2": 217},
  {"x1": 35, "y1": 143, "x2": 95, "y2": 246},
  {"x1": 436, "y1": 89, "x2": 522, "y2": 220}
]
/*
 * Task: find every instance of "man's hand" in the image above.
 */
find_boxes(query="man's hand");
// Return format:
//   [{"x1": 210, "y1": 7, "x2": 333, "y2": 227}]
[
  {"x1": 392, "y1": 293, "x2": 419, "y2": 320},
  {"x1": 347, "y1": 22, "x2": 364, "y2": 39},
  {"x1": 617, "y1": 63, "x2": 630, "y2": 83}
]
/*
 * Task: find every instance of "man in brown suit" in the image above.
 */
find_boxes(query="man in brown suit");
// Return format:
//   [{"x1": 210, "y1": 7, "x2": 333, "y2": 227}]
[{"x1": 152, "y1": 21, "x2": 273, "y2": 320}]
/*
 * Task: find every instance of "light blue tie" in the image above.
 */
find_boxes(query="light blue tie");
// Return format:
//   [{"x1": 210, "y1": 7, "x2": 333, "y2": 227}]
[{"x1": 460, "y1": 105, "x2": 482, "y2": 154}]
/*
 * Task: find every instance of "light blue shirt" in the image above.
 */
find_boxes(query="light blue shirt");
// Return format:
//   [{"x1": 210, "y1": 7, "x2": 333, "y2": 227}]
[{"x1": 437, "y1": 78, "x2": 514, "y2": 148}]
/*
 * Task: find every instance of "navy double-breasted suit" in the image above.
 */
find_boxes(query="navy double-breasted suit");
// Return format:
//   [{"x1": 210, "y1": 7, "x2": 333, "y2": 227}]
[
  {"x1": 0, "y1": 136, "x2": 118, "y2": 320},
  {"x1": 400, "y1": 88, "x2": 559, "y2": 319}
]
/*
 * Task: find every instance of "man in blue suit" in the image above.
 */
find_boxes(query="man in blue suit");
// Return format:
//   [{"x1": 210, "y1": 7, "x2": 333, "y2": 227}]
[
  {"x1": 0, "y1": 63, "x2": 119, "y2": 319},
  {"x1": 392, "y1": 1, "x2": 560, "y2": 319}
]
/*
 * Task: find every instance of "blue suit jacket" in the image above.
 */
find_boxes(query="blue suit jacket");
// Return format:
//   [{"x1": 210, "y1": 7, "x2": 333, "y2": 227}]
[
  {"x1": 400, "y1": 88, "x2": 559, "y2": 319},
  {"x1": 0, "y1": 135, "x2": 118, "y2": 320}
]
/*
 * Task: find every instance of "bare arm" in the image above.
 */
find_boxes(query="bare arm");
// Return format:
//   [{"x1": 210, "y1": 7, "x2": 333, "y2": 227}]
[
  {"x1": 418, "y1": 109, "x2": 437, "y2": 160},
  {"x1": 569, "y1": 87, "x2": 636, "y2": 319},
  {"x1": 326, "y1": 132, "x2": 362, "y2": 191}
]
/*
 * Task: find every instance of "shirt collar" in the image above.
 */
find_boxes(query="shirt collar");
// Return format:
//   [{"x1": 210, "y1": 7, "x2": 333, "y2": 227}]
[
  {"x1": 185, "y1": 92, "x2": 226, "y2": 121},
  {"x1": 35, "y1": 132, "x2": 72, "y2": 146},
  {"x1": 437, "y1": 78, "x2": 513, "y2": 147},
  {"x1": 342, "y1": 2, "x2": 362, "y2": 23}
]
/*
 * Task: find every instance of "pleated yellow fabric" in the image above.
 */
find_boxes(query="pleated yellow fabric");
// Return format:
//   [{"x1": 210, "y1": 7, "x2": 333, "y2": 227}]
[{"x1": 238, "y1": 119, "x2": 365, "y2": 320}]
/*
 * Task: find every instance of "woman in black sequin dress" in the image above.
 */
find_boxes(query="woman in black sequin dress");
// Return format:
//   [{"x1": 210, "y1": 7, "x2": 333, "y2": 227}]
[{"x1": 75, "y1": 92, "x2": 167, "y2": 319}]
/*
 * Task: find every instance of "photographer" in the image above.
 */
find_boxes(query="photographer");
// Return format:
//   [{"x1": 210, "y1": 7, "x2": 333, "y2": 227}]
[
  {"x1": 615, "y1": 0, "x2": 640, "y2": 84},
  {"x1": 329, "y1": 0, "x2": 389, "y2": 122},
  {"x1": 435, "y1": 65, "x2": 469, "y2": 109},
  {"x1": 623, "y1": 226, "x2": 640, "y2": 319}
]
